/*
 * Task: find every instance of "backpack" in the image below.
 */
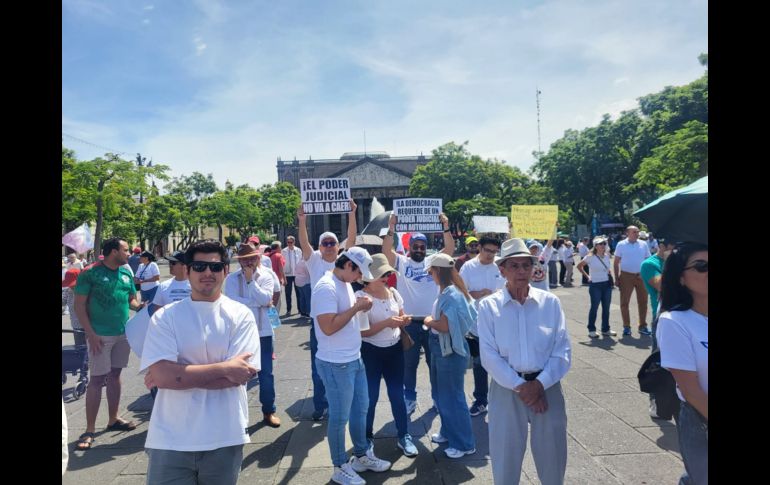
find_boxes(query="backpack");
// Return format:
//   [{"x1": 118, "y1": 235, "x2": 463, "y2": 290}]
[{"x1": 637, "y1": 349, "x2": 681, "y2": 420}]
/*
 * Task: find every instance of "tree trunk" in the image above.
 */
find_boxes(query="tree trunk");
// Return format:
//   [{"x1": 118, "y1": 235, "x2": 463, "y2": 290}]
[
  {"x1": 217, "y1": 224, "x2": 223, "y2": 243},
  {"x1": 93, "y1": 179, "x2": 106, "y2": 259}
]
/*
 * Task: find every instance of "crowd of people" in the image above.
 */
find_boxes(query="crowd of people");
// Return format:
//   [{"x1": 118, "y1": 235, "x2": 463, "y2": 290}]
[{"x1": 62, "y1": 212, "x2": 707, "y2": 484}]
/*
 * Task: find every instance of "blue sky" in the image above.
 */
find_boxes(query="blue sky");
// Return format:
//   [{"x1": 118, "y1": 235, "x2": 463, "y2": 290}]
[{"x1": 62, "y1": 0, "x2": 708, "y2": 189}]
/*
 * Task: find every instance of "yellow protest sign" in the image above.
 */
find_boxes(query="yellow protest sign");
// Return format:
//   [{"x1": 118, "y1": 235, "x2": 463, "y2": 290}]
[{"x1": 510, "y1": 205, "x2": 559, "y2": 239}]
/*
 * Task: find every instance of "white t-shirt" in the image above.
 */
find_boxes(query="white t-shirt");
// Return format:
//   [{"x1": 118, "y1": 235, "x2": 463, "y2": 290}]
[
  {"x1": 656, "y1": 309, "x2": 708, "y2": 402},
  {"x1": 355, "y1": 288, "x2": 403, "y2": 347},
  {"x1": 140, "y1": 296, "x2": 260, "y2": 451},
  {"x1": 261, "y1": 255, "x2": 272, "y2": 269},
  {"x1": 459, "y1": 258, "x2": 506, "y2": 335},
  {"x1": 137, "y1": 262, "x2": 160, "y2": 291},
  {"x1": 311, "y1": 271, "x2": 361, "y2": 363},
  {"x1": 307, "y1": 250, "x2": 335, "y2": 288},
  {"x1": 394, "y1": 254, "x2": 439, "y2": 318},
  {"x1": 614, "y1": 239, "x2": 650, "y2": 273},
  {"x1": 294, "y1": 257, "x2": 310, "y2": 287},
  {"x1": 578, "y1": 243, "x2": 589, "y2": 258},
  {"x1": 152, "y1": 278, "x2": 192, "y2": 307},
  {"x1": 581, "y1": 254, "x2": 611, "y2": 283},
  {"x1": 559, "y1": 246, "x2": 574, "y2": 264}
]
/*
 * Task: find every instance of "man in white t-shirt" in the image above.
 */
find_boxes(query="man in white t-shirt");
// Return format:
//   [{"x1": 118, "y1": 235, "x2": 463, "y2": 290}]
[
  {"x1": 224, "y1": 243, "x2": 282, "y2": 428},
  {"x1": 382, "y1": 211, "x2": 455, "y2": 415},
  {"x1": 150, "y1": 251, "x2": 192, "y2": 314},
  {"x1": 459, "y1": 235, "x2": 505, "y2": 417},
  {"x1": 613, "y1": 226, "x2": 652, "y2": 336},
  {"x1": 282, "y1": 235, "x2": 303, "y2": 316},
  {"x1": 559, "y1": 240, "x2": 575, "y2": 287},
  {"x1": 297, "y1": 200, "x2": 357, "y2": 421},
  {"x1": 311, "y1": 247, "x2": 392, "y2": 484},
  {"x1": 141, "y1": 239, "x2": 260, "y2": 485}
]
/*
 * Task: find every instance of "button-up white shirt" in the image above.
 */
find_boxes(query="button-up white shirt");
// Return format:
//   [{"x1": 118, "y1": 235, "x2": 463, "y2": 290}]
[
  {"x1": 224, "y1": 267, "x2": 275, "y2": 337},
  {"x1": 282, "y1": 246, "x2": 302, "y2": 277},
  {"x1": 477, "y1": 285, "x2": 571, "y2": 391}
]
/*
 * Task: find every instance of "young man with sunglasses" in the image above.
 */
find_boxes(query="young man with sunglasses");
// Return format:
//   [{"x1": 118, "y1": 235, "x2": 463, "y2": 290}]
[
  {"x1": 459, "y1": 235, "x2": 505, "y2": 417},
  {"x1": 297, "y1": 200, "x2": 358, "y2": 421},
  {"x1": 477, "y1": 238, "x2": 571, "y2": 485},
  {"x1": 141, "y1": 239, "x2": 260, "y2": 485},
  {"x1": 224, "y1": 243, "x2": 282, "y2": 428},
  {"x1": 382, "y1": 211, "x2": 455, "y2": 415},
  {"x1": 312, "y1": 247, "x2": 392, "y2": 485}
]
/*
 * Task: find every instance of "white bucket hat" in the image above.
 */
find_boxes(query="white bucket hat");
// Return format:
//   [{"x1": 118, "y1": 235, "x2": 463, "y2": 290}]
[{"x1": 495, "y1": 238, "x2": 538, "y2": 266}]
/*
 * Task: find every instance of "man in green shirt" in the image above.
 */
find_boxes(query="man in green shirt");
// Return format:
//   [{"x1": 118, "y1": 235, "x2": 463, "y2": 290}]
[{"x1": 74, "y1": 237, "x2": 144, "y2": 450}]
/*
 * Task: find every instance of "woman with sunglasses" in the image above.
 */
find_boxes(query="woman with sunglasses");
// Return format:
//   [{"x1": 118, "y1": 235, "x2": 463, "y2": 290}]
[
  {"x1": 576, "y1": 236, "x2": 617, "y2": 338},
  {"x1": 657, "y1": 243, "x2": 708, "y2": 485},
  {"x1": 354, "y1": 254, "x2": 419, "y2": 458},
  {"x1": 423, "y1": 253, "x2": 477, "y2": 459}
]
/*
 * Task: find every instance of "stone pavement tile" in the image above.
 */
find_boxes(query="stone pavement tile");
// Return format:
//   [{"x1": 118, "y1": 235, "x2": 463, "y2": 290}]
[
  {"x1": 368, "y1": 401, "x2": 430, "y2": 438},
  {"x1": 360, "y1": 436, "x2": 443, "y2": 484},
  {"x1": 246, "y1": 408, "x2": 297, "y2": 444},
  {"x1": 562, "y1": 386, "x2": 602, "y2": 410},
  {"x1": 567, "y1": 408, "x2": 661, "y2": 455},
  {"x1": 110, "y1": 476, "x2": 146, "y2": 484},
  {"x1": 271, "y1": 466, "x2": 335, "y2": 484},
  {"x1": 562, "y1": 367, "x2": 637, "y2": 393},
  {"x1": 279, "y1": 420, "x2": 337, "y2": 469},
  {"x1": 597, "y1": 452, "x2": 684, "y2": 484},
  {"x1": 65, "y1": 397, "x2": 150, "y2": 432},
  {"x1": 608, "y1": 341, "x2": 654, "y2": 364},
  {"x1": 521, "y1": 437, "x2": 623, "y2": 484},
  {"x1": 118, "y1": 450, "x2": 147, "y2": 475},
  {"x1": 63, "y1": 447, "x2": 139, "y2": 485},
  {"x1": 427, "y1": 413, "x2": 490, "y2": 462},
  {"x1": 636, "y1": 426, "x2": 682, "y2": 459},
  {"x1": 238, "y1": 441, "x2": 286, "y2": 484},
  {"x1": 571, "y1": 338, "x2": 624, "y2": 361},
  {"x1": 571, "y1": 357, "x2": 596, "y2": 369},
  {"x1": 618, "y1": 377, "x2": 642, "y2": 391},
  {"x1": 584, "y1": 392, "x2": 676, "y2": 428},
  {"x1": 581, "y1": 356, "x2": 646, "y2": 379},
  {"x1": 440, "y1": 459, "x2": 494, "y2": 484}
]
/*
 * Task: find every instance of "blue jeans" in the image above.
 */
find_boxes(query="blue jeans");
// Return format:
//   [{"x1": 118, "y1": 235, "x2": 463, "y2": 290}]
[
  {"x1": 309, "y1": 325, "x2": 328, "y2": 413},
  {"x1": 315, "y1": 357, "x2": 370, "y2": 467},
  {"x1": 258, "y1": 336, "x2": 276, "y2": 414},
  {"x1": 403, "y1": 319, "x2": 435, "y2": 403},
  {"x1": 298, "y1": 284, "x2": 311, "y2": 315},
  {"x1": 361, "y1": 341, "x2": 408, "y2": 438},
  {"x1": 428, "y1": 334, "x2": 475, "y2": 451},
  {"x1": 677, "y1": 402, "x2": 708, "y2": 485},
  {"x1": 588, "y1": 281, "x2": 613, "y2": 332}
]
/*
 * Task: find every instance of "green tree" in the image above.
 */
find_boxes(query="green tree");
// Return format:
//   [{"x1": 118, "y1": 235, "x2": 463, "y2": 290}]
[{"x1": 164, "y1": 172, "x2": 218, "y2": 249}]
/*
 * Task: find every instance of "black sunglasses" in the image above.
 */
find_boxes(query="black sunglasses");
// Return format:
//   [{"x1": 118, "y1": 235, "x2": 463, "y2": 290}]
[
  {"x1": 684, "y1": 260, "x2": 708, "y2": 273},
  {"x1": 189, "y1": 261, "x2": 227, "y2": 273},
  {"x1": 320, "y1": 240, "x2": 337, "y2": 248}
]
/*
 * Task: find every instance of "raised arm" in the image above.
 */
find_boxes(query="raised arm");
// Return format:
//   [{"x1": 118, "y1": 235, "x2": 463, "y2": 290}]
[
  {"x1": 344, "y1": 199, "x2": 358, "y2": 250},
  {"x1": 381, "y1": 213, "x2": 398, "y2": 267},
  {"x1": 439, "y1": 213, "x2": 455, "y2": 255},
  {"x1": 297, "y1": 205, "x2": 313, "y2": 261}
]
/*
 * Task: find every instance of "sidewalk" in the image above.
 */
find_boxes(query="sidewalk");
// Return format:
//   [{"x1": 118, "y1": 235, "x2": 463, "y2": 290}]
[{"x1": 62, "y1": 266, "x2": 683, "y2": 484}]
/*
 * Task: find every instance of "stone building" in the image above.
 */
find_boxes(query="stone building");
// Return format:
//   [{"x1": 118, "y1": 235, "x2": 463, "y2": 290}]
[{"x1": 277, "y1": 151, "x2": 430, "y2": 244}]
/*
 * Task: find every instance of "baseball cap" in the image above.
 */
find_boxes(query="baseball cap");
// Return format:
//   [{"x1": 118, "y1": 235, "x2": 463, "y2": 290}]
[
  {"x1": 165, "y1": 251, "x2": 186, "y2": 264},
  {"x1": 339, "y1": 247, "x2": 373, "y2": 280},
  {"x1": 465, "y1": 236, "x2": 479, "y2": 245},
  {"x1": 409, "y1": 233, "x2": 428, "y2": 245},
  {"x1": 427, "y1": 253, "x2": 455, "y2": 268}
]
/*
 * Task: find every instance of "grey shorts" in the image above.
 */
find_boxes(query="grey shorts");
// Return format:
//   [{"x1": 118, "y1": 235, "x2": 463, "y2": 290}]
[
  {"x1": 87, "y1": 334, "x2": 130, "y2": 376},
  {"x1": 146, "y1": 445, "x2": 244, "y2": 485}
]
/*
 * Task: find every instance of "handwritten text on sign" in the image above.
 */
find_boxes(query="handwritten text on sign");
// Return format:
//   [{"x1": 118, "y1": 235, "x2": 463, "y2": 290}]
[
  {"x1": 393, "y1": 198, "x2": 443, "y2": 232},
  {"x1": 510, "y1": 205, "x2": 559, "y2": 239},
  {"x1": 300, "y1": 178, "x2": 351, "y2": 215}
]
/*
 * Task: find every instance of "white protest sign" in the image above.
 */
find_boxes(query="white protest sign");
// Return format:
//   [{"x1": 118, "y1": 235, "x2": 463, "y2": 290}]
[
  {"x1": 393, "y1": 198, "x2": 443, "y2": 232},
  {"x1": 300, "y1": 178, "x2": 352, "y2": 215},
  {"x1": 472, "y1": 216, "x2": 510, "y2": 234}
]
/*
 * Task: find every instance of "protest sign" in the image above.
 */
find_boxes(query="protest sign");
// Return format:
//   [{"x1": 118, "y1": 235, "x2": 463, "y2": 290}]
[
  {"x1": 510, "y1": 205, "x2": 559, "y2": 239},
  {"x1": 300, "y1": 178, "x2": 351, "y2": 215},
  {"x1": 393, "y1": 198, "x2": 443, "y2": 232},
  {"x1": 472, "y1": 215, "x2": 510, "y2": 234}
]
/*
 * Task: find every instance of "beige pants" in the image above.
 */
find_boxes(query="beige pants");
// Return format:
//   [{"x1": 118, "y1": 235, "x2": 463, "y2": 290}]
[
  {"x1": 87, "y1": 334, "x2": 130, "y2": 376},
  {"x1": 618, "y1": 272, "x2": 649, "y2": 328}
]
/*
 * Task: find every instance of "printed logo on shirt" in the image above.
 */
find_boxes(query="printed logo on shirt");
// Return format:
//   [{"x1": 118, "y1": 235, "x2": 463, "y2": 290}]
[
  {"x1": 121, "y1": 275, "x2": 130, "y2": 284},
  {"x1": 701, "y1": 341, "x2": 708, "y2": 349},
  {"x1": 404, "y1": 264, "x2": 432, "y2": 283}
]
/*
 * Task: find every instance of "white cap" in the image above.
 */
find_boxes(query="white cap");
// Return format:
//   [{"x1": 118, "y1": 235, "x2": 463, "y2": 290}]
[
  {"x1": 318, "y1": 231, "x2": 339, "y2": 246},
  {"x1": 339, "y1": 247, "x2": 373, "y2": 280}
]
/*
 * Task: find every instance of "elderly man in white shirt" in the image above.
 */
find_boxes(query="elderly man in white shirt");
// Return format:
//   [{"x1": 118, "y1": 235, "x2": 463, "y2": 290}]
[
  {"x1": 282, "y1": 235, "x2": 303, "y2": 317},
  {"x1": 477, "y1": 238, "x2": 571, "y2": 485},
  {"x1": 613, "y1": 225, "x2": 652, "y2": 336}
]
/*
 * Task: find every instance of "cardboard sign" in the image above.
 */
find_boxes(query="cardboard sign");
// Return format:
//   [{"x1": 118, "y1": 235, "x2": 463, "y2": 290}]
[
  {"x1": 393, "y1": 198, "x2": 443, "y2": 232},
  {"x1": 472, "y1": 216, "x2": 510, "y2": 234},
  {"x1": 510, "y1": 205, "x2": 559, "y2": 239},
  {"x1": 300, "y1": 178, "x2": 352, "y2": 215}
]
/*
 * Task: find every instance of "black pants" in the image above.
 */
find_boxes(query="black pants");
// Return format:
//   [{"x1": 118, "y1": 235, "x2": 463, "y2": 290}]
[
  {"x1": 284, "y1": 276, "x2": 299, "y2": 313},
  {"x1": 582, "y1": 265, "x2": 590, "y2": 284},
  {"x1": 559, "y1": 261, "x2": 566, "y2": 284}
]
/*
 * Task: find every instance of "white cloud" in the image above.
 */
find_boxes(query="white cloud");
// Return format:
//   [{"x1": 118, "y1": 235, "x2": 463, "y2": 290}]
[
  {"x1": 193, "y1": 37, "x2": 207, "y2": 55},
  {"x1": 144, "y1": 5, "x2": 154, "y2": 11},
  {"x1": 142, "y1": 18, "x2": 150, "y2": 25}
]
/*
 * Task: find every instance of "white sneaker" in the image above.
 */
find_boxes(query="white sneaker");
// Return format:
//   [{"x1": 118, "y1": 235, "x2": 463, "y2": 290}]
[
  {"x1": 602, "y1": 330, "x2": 617, "y2": 336},
  {"x1": 445, "y1": 447, "x2": 476, "y2": 459},
  {"x1": 332, "y1": 463, "x2": 366, "y2": 485},
  {"x1": 588, "y1": 331, "x2": 599, "y2": 338},
  {"x1": 404, "y1": 399, "x2": 417, "y2": 415},
  {"x1": 430, "y1": 433, "x2": 448, "y2": 444},
  {"x1": 350, "y1": 453, "x2": 391, "y2": 473}
]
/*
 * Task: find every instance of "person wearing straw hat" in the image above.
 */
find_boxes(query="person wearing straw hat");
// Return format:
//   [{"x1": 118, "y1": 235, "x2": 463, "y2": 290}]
[
  {"x1": 477, "y1": 238, "x2": 572, "y2": 485},
  {"x1": 355, "y1": 254, "x2": 418, "y2": 458},
  {"x1": 224, "y1": 243, "x2": 282, "y2": 428},
  {"x1": 311, "y1": 247, "x2": 393, "y2": 485}
]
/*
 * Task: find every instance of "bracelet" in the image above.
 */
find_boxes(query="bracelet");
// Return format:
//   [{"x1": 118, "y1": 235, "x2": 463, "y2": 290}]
[{"x1": 443, "y1": 229, "x2": 450, "y2": 233}]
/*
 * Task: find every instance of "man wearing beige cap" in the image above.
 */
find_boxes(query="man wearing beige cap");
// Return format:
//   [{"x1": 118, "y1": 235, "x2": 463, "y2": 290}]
[{"x1": 477, "y1": 238, "x2": 571, "y2": 485}]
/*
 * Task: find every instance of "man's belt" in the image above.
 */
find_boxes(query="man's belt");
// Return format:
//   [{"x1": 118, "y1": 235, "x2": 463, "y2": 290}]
[{"x1": 517, "y1": 370, "x2": 542, "y2": 381}]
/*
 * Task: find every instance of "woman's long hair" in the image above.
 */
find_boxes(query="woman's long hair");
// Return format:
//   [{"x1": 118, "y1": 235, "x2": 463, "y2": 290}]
[
  {"x1": 433, "y1": 266, "x2": 472, "y2": 301},
  {"x1": 660, "y1": 242, "x2": 708, "y2": 312}
]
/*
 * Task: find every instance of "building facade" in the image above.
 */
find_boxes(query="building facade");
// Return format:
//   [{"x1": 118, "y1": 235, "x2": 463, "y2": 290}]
[{"x1": 277, "y1": 151, "x2": 430, "y2": 245}]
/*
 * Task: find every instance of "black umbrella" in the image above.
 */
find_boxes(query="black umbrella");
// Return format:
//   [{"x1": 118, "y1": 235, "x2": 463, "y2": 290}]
[
  {"x1": 633, "y1": 176, "x2": 708, "y2": 245},
  {"x1": 361, "y1": 210, "x2": 393, "y2": 236}
]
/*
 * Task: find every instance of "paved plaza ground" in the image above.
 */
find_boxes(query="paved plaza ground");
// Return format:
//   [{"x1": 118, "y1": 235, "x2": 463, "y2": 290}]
[{"x1": 62, "y1": 260, "x2": 684, "y2": 484}]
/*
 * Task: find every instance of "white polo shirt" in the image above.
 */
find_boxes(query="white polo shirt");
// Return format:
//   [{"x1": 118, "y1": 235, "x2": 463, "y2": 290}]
[
  {"x1": 477, "y1": 286, "x2": 571, "y2": 391},
  {"x1": 459, "y1": 257, "x2": 506, "y2": 336},
  {"x1": 656, "y1": 309, "x2": 708, "y2": 401},
  {"x1": 614, "y1": 239, "x2": 650, "y2": 273},
  {"x1": 311, "y1": 271, "x2": 361, "y2": 363}
]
